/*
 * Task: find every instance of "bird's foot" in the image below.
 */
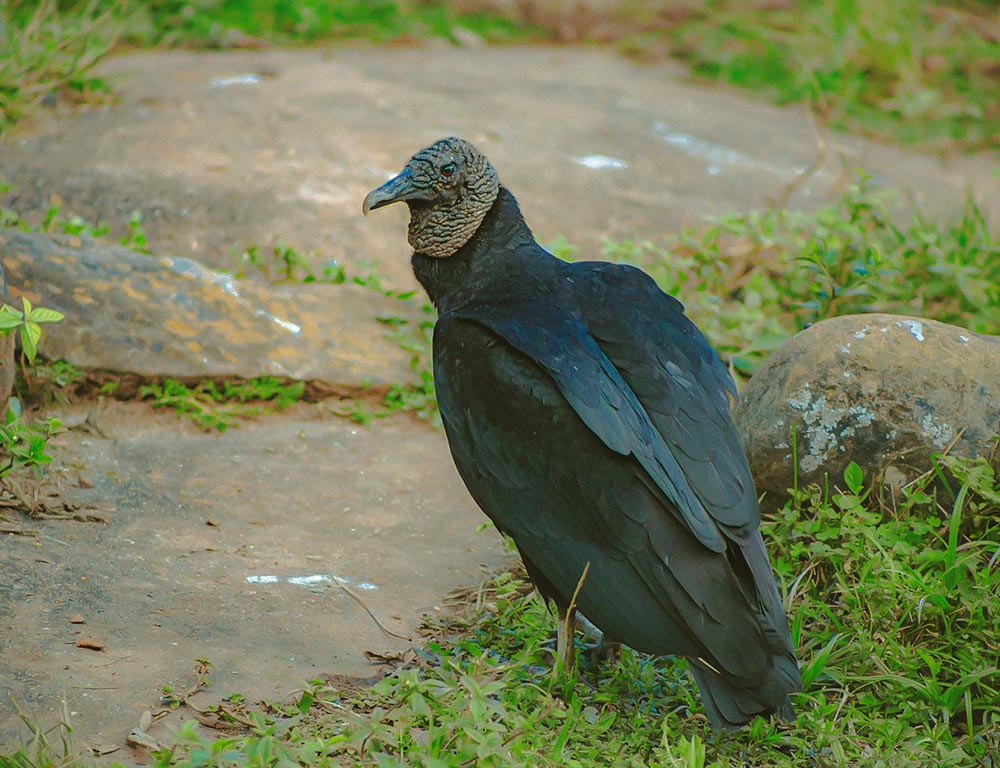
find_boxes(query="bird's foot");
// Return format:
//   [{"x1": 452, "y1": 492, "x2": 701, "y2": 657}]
[{"x1": 575, "y1": 613, "x2": 621, "y2": 665}]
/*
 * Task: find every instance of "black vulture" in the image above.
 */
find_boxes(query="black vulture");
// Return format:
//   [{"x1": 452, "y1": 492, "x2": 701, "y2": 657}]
[{"x1": 363, "y1": 137, "x2": 800, "y2": 729}]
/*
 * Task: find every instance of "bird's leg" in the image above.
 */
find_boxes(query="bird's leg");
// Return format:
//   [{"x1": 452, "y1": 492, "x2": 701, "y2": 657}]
[
  {"x1": 576, "y1": 613, "x2": 622, "y2": 664},
  {"x1": 556, "y1": 604, "x2": 576, "y2": 672}
]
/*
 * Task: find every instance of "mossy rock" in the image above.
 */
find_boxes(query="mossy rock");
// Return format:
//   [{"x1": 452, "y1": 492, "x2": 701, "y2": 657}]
[{"x1": 735, "y1": 313, "x2": 1000, "y2": 510}]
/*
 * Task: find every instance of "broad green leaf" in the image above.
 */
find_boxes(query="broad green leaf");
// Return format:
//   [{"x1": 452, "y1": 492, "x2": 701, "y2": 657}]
[
  {"x1": 27, "y1": 306, "x2": 64, "y2": 323},
  {"x1": 20, "y1": 296, "x2": 32, "y2": 316},
  {"x1": 844, "y1": 461, "x2": 864, "y2": 495},
  {"x1": 0, "y1": 303, "x2": 24, "y2": 326},
  {"x1": 20, "y1": 321, "x2": 41, "y2": 362}
]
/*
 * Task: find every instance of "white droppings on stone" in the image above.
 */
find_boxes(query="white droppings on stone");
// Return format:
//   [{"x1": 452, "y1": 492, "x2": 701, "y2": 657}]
[
  {"x1": 651, "y1": 122, "x2": 808, "y2": 176},
  {"x1": 245, "y1": 573, "x2": 378, "y2": 589},
  {"x1": 959, "y1": 335, "x2": 970, "y2": 343},
  {"x1": 774, "y1": 441, "x2": 788, "y2": 450},
  {"x1": 839, "y1": 343, "x2": 851, "y2": 354},
  {"x1": 210, "y1": 74, "x2": 262, "y2": 87},
  {"x1": 246, "y1": 574, "x2": 280, "y2": 584},
  {"x1": 287, "y1": 574, "x2": 331, "y2": 587},
  {"x1": 853, "y1": 328, "x2": 868, "y2": 340},
  {"x1": 896, "y1": 319, "x2": 925, "y2": 341},
  {"x1": 920, "y1": 413, "x2": 955, "y2": 450},
  {"x1": 843, "y1": 371, "x2": 851, "y2": 378},
  {"x1": 574, "y1": 154, "x2": 627, "y2": 170}
]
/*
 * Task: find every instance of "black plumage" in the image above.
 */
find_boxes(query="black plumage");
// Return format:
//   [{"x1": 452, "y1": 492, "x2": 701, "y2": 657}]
[{"x1": 363, "y1": 137, "x2": 800, "y2": 729}]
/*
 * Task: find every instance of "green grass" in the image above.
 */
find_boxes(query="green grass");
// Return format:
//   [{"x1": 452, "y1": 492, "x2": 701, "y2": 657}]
[
  {"x1": 0, "y1": 702, "x2": 88, "y2": 768},
  {"x1": 105, "y1": 454, "x2": 999, "y2": 767},
  {"x1": 622, "y1": 0, "x2": 1000, "y2": 150},
  {"x1": 117, "y1": 0, "x2": 540, "y2": 47},
  {"x1": 0, "y1": 0, "x2": 117, "y2": 134},
  {"x1": 139, "y1": 376, "x2": 306, "y2": 431}
]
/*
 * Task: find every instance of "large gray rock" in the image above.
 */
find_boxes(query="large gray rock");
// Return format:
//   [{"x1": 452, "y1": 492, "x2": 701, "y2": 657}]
[
  {"x1": 735, "y1": 313, "x2": 1000, "y2": 508},
  {"x1": 0, "y1": 229, "x2": 422, "y2": 387}
]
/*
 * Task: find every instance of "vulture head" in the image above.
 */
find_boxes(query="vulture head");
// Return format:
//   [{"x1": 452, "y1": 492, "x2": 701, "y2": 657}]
[{"x1": 363, "y1": 137, "x2": 500, "y2": 259}]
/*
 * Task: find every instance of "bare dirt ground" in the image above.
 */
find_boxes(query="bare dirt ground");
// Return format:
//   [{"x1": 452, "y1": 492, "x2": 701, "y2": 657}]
[
  {"x1": 1, "y1": 401, "x2": 507, "y2": 761},
  {"x1": 1, "y1": 43, "x2": 996, "y2": 765}
]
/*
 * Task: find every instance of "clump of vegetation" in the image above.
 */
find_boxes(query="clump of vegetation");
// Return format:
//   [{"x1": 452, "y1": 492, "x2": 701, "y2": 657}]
[
  {"x1": 139, "y1": 376, "x2": 305, "y2": 432},
  {"x1": 622, "y1": 0, "x2": 1000, "y2": 150},
  {"x1": 2, "y1": 197, "x2": 153, "y2": 254},
  {"x1": 0, "y1": 0, "x2": 117, "y2": 134},
  {"x1": 597, "y1": 176, "x2": 998, "y2": 377},
  {"x1": 1, "y1": 296, "x2": 65, "y2": 485},
  {"x1": 126, "y1": 456, "x2": 998, "y2": 767},
  {"x1": 0, "y1": 408, "x2": 63, "y2": 480},
  {"x1": 0, "y1": 702, "x2": 86, "y2": 768},
  {"x1": 118, "y1": 0, "x2": 539, "y2": 48},
  {"x1": 229, "y1": 242, "x2": 347, "y2": 284}
]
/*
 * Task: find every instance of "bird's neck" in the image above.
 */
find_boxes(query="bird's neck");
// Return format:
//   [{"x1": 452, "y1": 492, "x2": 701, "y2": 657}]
[{"x1": 411, "y1": 186, "x2": 539, "y2": 312}]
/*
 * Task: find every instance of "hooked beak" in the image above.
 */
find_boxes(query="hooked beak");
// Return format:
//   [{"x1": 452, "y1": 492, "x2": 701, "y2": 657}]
[{"x1": 362, "y1": 168, "x2": 414, "y2": 216}]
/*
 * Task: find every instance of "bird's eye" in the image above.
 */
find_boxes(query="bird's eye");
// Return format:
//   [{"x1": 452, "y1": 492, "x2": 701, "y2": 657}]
[{"x1": 441, "y1": 163, "x2": 456, "y2": 178}]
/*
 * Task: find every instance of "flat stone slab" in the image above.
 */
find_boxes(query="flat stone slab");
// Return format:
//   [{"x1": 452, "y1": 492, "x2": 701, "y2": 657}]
[
  {"x1": 0, "y1": 403, "x2": 507, "y2": 761},
  {"x1": 2, "y1": 229, "x2": 421, "y2": 386},
  {"x1": 3, "y1": 47, "x2": 996, "y2": 292}
]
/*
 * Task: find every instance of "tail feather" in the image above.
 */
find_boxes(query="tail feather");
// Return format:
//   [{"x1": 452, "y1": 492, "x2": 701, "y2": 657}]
[{"x1": 689, "y1": 654, "x2": 799, "y2": 730}]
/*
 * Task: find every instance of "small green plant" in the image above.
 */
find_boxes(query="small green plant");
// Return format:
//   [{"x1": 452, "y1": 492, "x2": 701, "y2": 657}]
[
  {"x1": 27, "y1": 359, "x2": 83, "y2": 390},
  {"x1": 139, "y1": 376, "x2": 305, "y2": 432},
  {"x1": 3, "y1": 198, "x2": 156, "y2": 257},
  {"x1": 229, "y1": 242, "x2": 347, "y2": 284},
  {"x1": 0, "y1": 405, "x2": 63, "y2": 479},
  {"x1": 123, "y1": 209, "x2": 150, "y2": 253},
  {"x1": 0, "y1": 297, "x2": 64, "y2": 364}
]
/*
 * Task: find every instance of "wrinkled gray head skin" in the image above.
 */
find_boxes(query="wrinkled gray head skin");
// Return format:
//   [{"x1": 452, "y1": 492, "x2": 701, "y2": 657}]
[{"x1": 363, "y1": 137, "x2": 500, "y2": 259}]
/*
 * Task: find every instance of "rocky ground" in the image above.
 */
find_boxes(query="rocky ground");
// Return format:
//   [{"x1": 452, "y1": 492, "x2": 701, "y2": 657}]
[{"x1": 0, "y1": 44, "x2": 996, "y2": 764}]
